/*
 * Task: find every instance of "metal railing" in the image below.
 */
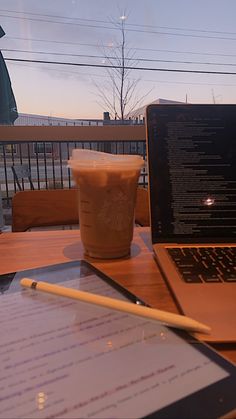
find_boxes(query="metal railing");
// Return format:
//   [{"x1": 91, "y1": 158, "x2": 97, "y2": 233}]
[{"x1": 0, "y1": 125, "x2": 147, "y2": 206}]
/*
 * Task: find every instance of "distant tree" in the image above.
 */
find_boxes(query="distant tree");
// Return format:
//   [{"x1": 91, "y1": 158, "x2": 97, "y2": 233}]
[{"x1": 93, "y1": 12, "x2": 152, "y2": 121}]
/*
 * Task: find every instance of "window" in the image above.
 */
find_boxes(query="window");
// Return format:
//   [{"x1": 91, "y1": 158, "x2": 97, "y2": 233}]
[{"x1": 34, "y1": 142, "x2": 52, "y2": 154}]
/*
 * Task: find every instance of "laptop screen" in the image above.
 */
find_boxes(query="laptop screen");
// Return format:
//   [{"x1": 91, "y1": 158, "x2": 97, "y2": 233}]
[{"x1": 146, "y1": 104, "x2": 236, "y2": 244}]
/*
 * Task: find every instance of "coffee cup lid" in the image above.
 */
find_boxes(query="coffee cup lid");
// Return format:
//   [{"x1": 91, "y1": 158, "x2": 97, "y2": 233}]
[{"x1": 68, "y1": 149, "x2": 144, "y2": 169}]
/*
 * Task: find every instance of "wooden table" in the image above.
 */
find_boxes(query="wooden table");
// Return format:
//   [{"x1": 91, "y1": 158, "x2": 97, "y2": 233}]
[{"x1": 1, "y1": 227, "x2": 235, "y2": 364}]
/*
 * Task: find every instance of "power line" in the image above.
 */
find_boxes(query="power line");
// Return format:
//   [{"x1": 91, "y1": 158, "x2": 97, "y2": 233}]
[
  {"x1": 0, "y1": 13, "x2": 116, "y2": 31},
  {"x1": 1, "y1": 8, "x2": 236, "y2": 36},
  {"x1": 135, "y1": 47, "x2": 236, "y2": 58},
  {"x1": 3, "y1": 48, "x2": 236, "y2": 67},
  {"x1": 1, "y1": 13, "x2": 236, "y2": 41},
  {"x1": 7, "y1": 36, "x2": 102, "y2": 50},
  {"x1": 6, "y1": 36, "x2": 236, "y2": 59},
  {"x1": 5, "y1": 57, "x2": 236, "y2": 75},
  {"x1": 9, "y1": 60, "x2": 236, "y2": 86}
]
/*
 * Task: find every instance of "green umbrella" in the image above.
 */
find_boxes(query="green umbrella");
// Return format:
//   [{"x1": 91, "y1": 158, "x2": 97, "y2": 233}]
[{"x1": 0, "y1": 25, "x2": 18, "y2": 124}]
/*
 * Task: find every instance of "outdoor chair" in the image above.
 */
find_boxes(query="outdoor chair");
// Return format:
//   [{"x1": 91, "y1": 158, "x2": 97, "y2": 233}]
[
  {"x1": 11, "y1": 164, "x2": 34, "y2": 191},
  {"x1": 12, "y1": 189, "x2": 79, "y2": 232},
  {"x1": 135, "y1": 187, "x2": 150, "y2": 227},
  {"x1": 11, "y1": 187, "x2": 150, "y2": 232}
]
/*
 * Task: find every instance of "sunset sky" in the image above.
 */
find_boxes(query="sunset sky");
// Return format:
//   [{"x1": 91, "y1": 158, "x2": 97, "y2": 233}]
[{"x1": 1, "y1": 0, "x2": 236, "y2": 119}]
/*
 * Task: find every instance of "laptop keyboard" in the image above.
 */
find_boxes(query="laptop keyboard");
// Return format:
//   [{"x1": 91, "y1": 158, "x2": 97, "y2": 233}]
[{"x1": 167, "y1": 247, "x2": 236, "y2": 283}]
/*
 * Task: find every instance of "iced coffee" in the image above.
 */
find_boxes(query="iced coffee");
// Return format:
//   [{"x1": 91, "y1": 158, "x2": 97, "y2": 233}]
[{"x1": 68, "y1": 150, "x2": 144, "y2": 259}]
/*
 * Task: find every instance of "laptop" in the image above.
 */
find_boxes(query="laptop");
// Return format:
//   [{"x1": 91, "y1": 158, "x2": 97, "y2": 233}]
[{"x1": 146, "y1": 103, "x2": 236, "y2": 342}]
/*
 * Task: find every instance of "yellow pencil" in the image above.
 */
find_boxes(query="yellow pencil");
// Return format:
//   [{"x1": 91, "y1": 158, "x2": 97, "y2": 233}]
[{"x1": 20, "y1": 278, "x2": 211, "y2": 335}]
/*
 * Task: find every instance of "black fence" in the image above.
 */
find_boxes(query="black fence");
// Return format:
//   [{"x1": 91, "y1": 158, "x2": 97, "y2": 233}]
[{"x1": 0, "y1": 139, "x2": 147, "y2": 206}]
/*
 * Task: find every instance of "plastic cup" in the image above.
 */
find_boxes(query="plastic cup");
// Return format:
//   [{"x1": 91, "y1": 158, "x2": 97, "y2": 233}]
[{"x1": 68, "y1": 149, "x2": 144, "y2": 259}]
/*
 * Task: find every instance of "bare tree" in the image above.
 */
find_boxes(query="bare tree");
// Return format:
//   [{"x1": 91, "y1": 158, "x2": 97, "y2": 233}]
[{"x1": 93, "y1": 13, "x2": 152, "y2": 121}]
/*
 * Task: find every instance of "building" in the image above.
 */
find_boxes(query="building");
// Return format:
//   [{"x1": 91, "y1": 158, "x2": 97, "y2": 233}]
[
  {"x1": 128, "y1": 98, "x2": 187, "y2": 123},
  {"x1": 15, "y1": 113, "x2": 103, "y2": 126}
]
